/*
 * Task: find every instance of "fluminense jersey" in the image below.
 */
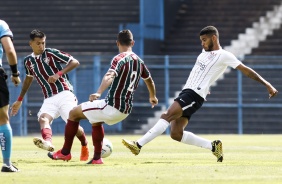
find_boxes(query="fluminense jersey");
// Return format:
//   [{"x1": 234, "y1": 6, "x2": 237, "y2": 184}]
[
  {"x1": 106, "y1": 51, "x2": 151, "y2": 114},
  {"x1": 183, "y1": 48, "x2": 242, "y2": 99},
  {"x1": 0, "y1": 20, "x2": 13, "y2": 67},
  {"x1": 24, "y1": 48, "x2": 74, "y2": 98}
]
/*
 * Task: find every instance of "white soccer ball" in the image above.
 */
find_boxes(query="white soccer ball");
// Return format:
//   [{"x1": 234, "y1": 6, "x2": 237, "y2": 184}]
[{"x1": 101, "y1": 138, "x2": 113, "y2": 158}]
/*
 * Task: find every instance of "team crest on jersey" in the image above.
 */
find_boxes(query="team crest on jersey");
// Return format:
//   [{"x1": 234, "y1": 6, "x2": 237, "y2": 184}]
[
  {"x1": 30, "y1": 63, "x2": 35, "y2": 71},
  {"x1": 43, "y1": 57, "x2": 50, "y2": 65},
  {"x1": 208, "y1": 52, "x2": 217, "y2": 60}
]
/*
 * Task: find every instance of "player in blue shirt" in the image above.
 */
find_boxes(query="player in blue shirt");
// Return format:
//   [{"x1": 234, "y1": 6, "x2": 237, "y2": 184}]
[{"x1": 0, "y1": 19, "x2": 21, "y2": 172}]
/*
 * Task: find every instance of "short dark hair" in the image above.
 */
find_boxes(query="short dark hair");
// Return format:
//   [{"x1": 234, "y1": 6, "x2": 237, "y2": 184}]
[
  {"x1": 30, "y1": 29, "x2": 46, "y2": 40},
  {"x1": 199, "y1": 26, "x2": 219, "y2": 38},
  {"x1": 117, "y1": 29, "x2": 133, "y2": 46}
]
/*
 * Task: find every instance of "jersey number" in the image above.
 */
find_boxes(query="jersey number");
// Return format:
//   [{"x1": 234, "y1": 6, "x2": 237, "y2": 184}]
[{"x1": 127, "y1": 71, "x2": 137, "y2": 92}]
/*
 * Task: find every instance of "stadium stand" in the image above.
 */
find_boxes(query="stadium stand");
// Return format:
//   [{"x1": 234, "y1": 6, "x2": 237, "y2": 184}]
[
  {"x1": 2, "y1": 0, "x2": 140, "y2": 134},
  {"x1": 134, "y1": 0, "x2": 282, "y2": 134},
  {"x1": 2, "y1": 0, "x2": 282, "y2": 134},
  {"x1": 2, "y1": 0, "x2": 139, "y2": 56}
]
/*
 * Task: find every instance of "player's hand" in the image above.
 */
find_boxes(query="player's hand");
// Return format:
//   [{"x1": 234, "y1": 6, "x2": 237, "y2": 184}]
[
  {"x1": 149, "y1": 96, "x2": 158, "y2": 108},
  {"x1": 48, "y1": 74, "x2": 60, "y2": 83},
  {"x1": 10, "y1": 101, "x2": 23, "y2": 116},
  {"x1": 11, "y1": 76, "x2": 21, "y2": 86},
  {"x1": 89, "y1": 93, "x2": 101, "y2": 102},
  {"x1": 267, "y1": 85, "x2": 278, "y2": 99}
]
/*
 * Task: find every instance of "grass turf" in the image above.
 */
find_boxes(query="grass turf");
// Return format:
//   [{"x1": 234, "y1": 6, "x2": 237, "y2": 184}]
[{"x1": 1, "y1": 134, "x2": 282, "y2": 184}]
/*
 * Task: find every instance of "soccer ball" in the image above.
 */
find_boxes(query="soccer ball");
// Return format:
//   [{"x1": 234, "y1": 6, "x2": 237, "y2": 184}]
[{"x1": 101, "y1": 138, "x2": 113, "y2": 158}]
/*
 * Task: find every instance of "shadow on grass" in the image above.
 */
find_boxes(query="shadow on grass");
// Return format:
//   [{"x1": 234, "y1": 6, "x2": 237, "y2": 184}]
[
  {"x1": 142, "y1": 161, "x2": 174, "y2": 164},
  {"x1": 46, "y1": 163, "x2": 103, "y2": 167}
]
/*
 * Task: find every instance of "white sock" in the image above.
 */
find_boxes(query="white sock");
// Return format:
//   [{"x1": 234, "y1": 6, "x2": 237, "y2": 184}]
[
  {"x1": 181, "y1": 131, "x2": 212, "y2": 150},
  {"x1": 137, "y1": 119, "x2": 169, "y2": 146}
]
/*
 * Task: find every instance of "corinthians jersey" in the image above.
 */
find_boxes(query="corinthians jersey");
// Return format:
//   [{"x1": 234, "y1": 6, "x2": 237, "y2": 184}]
[
  {"x1": 24, "y1": 48, "x2": 74, "y2": 98},
  {"x1": 106, "y1": 51, "x2": 151, "y2": 114},
  {"x1": 183, "y1": 48, "x2": 242, "y2": 99}
]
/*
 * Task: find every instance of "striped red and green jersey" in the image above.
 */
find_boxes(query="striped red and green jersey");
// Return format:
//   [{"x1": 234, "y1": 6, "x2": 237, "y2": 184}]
[
  {"x1": 24, "y1": 48, "x2": 74, "y2": 98},
  {"x1": 106, "y1": 51, "x2": 151, "y2": 114}
]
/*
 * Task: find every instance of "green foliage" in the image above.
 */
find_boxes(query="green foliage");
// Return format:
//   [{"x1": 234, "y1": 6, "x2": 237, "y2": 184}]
[{"x1": 1, "y1": 135, "x2": 282, "y2": 184}]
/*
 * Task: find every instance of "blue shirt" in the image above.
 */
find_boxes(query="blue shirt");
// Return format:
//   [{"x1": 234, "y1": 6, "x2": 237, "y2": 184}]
[{"x1": 0, "y1": 19, "x2": 13, "y2": 67}]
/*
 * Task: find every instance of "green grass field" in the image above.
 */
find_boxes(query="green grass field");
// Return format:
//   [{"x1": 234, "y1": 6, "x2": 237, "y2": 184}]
[{"x1": 1, "y1": 134, "x2": 282, "y2": 184}]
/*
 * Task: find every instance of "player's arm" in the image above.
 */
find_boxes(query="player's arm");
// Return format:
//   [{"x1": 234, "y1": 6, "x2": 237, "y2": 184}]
[
  {"x1": 89, "y1": 70, "x2": 116, "y2": 101},
  {"x1": 236, "y1": 63, "x2": 278, "y2": 98},
  {"x1": 1, "y1": 36, "x2": 21, "y2": 86},
  {"x1": 144, "y1": 77, "x2": 158, "y2": 108},
  {"x1": 60, "y1": 58, "x2": 80, "y2": 74},
  {"x1": 10, "y1": 75, "x2": 34, "y2": 116},
  {"x1": 48, "y1": 58, "x2": 80, "y2": 83}
]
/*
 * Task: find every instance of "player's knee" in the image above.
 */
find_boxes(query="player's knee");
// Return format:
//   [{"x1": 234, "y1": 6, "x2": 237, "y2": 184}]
[
  {"x1": 160, "y1": 112, "x2": 173, "y2": 122},
  {"x1": 170, "y1": 130, "x2": 182, "y2": 141},
  {"x1": 68, "y1": 107, "x2": 81, "y2": 121},
  {"x1": 38, "y1": 115, "x2": 51, "y2": 124}
]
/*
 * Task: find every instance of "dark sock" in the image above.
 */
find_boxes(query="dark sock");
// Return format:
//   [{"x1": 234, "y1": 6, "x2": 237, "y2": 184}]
[
  {"x1": 92, "y1": 125, "x2": 104, "y2": 160},
  {"x1": 61, "y1": 119, "x2": 79, "y2": 155},
  {"x1": 41, "y1": 128, "x2": 52, "y2": 142}
]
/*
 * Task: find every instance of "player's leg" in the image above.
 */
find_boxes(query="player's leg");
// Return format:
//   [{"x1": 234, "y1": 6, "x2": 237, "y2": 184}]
[
  {"x1": 33, "y1": 113, "x2": 55, "y2": 151},
  {"x1": 0, "y1": 70, "x2": 19, "y2": 172},
  {"x1": 0, "y1": 106, "x2": 11, "y2": 165},
  {"x1": 59, "y1": 92, "x2": 89, "y2": 161},
  {"x1": 61, "y1": 105, "x2": 86, "y2": 154},
  {"x1": 122, "y1": 101, "x2": 182, "y2": 155},
  {"x1": 171, "y1": 118, "x2": 223, "y2": 162},
  {"x1": 48, "y1": 104, "x2": 86, "y2": 161},
  {"x1": 0, "y1": 106, "x2": 18, "y2": 172},
  {"x1": 171, "y1": 117, "x2": 212, "y2": 149},
  {"x1": 84, "y1": 100, "x2": 127, "y2": 164},
  {"x1": 171, "y1": 90, "x2": 223, "y2": 162},
  {"x1": 87, "y1": 122, "x2": 104, "y2": 164},
  {"x1": 34, "y1": 97, "x2": 59, "y2": 152},
  {"x1": 139, "y1": 101, "x2": 182, "y2": 145}
]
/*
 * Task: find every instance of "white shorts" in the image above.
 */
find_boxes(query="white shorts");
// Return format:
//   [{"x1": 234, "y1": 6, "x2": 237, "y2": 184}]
[
  {"x1": 37, "y1": 90, "x2": 78, "y2": 123},
  {"x1": 81, "y1": 99, "x2": 128, "y2": 125}
]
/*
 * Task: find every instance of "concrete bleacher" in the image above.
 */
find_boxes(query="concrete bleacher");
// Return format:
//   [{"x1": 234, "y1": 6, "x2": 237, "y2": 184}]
[
  {"x1": 135, "y1": 0, "x2": 282, "y2": 134},
  {"x1": 160, "y1": 0, "x2": 282, "y2": 55},
  {"x1": 2, "y1": 0, "x2": 139, "y2": 57},
  {"x1": 250, "y1": 27, "x2": 282, "y2": 55},
  {"x1": 2, "y1": 0, "x2": 140, "y2": 134}
]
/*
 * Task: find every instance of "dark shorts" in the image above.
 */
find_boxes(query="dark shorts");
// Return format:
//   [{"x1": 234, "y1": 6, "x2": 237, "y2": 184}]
[
  {"x1": 0, "y1": 67, "x2": 9, "y2": 108},
  {"x1": 174, "y1": 89, "x2": 204, "y2": 120}
]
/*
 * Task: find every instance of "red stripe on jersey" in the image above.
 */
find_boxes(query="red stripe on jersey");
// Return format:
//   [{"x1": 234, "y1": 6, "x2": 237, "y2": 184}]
[
  {"x1": 36, "y1": 58, "x2": 59, "y2": 94},
  {"x1": 113, "y1": 64, "x2": 129, "y2": 110},
  {"x1": 47, "y1": 51, "x2": 70, "y2": 64},
  {"x1": 124, "y1": 57, "x2": 137, "y2": 113},
  {"x1": 110, "y1": 53, "x2": 127, "y2": 71},
  {"x1": 47, "y1": 54, "x2": 70, "y2": 92},
  {"x1": 25, "y1": 58, "x2": 49, "y2": 98}
]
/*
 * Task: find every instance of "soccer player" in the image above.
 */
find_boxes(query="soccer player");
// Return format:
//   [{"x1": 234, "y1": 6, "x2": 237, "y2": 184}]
[
  {"x1": 10, "y1": 29, "x2": 89, "y2": 161},
  {"x1": 0, "y1": 19, "x2": 21, "y2": 172},
  {"x1": 48, "y1": 29, "x2": 158, "y2": 164},
  {"x1": 122, "y1": 26, "x2": 278, "y2": 162}
]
